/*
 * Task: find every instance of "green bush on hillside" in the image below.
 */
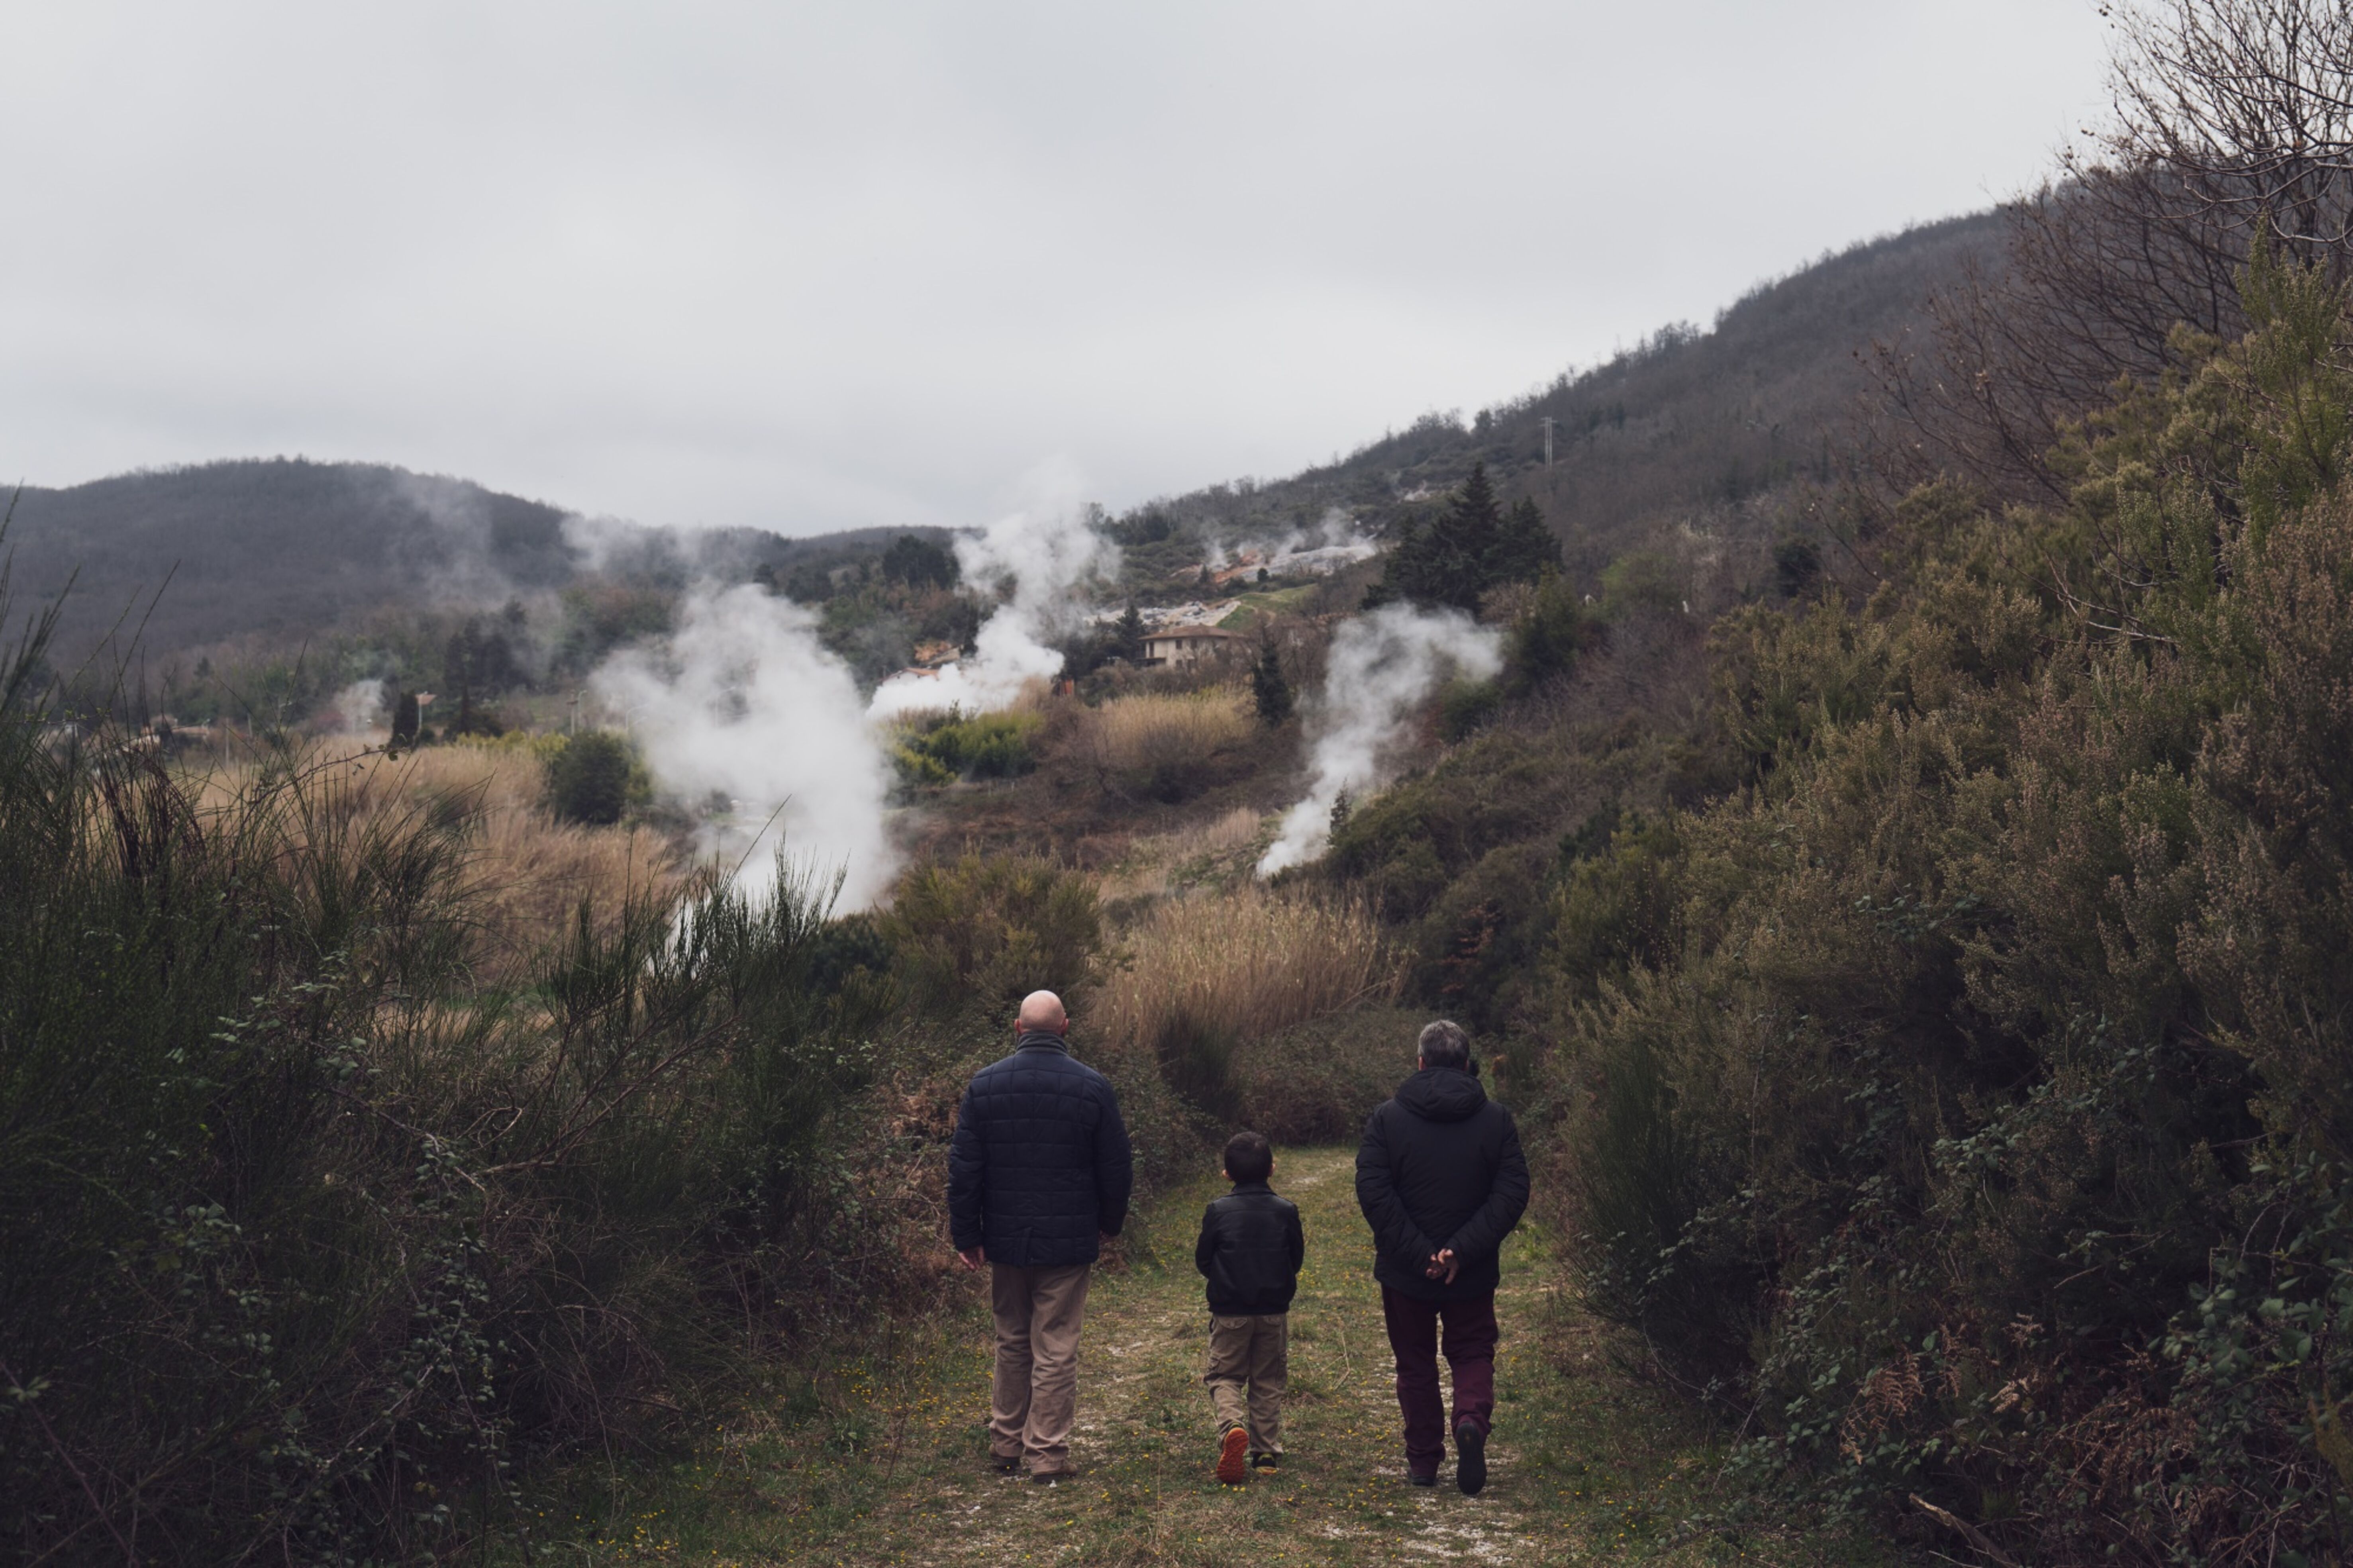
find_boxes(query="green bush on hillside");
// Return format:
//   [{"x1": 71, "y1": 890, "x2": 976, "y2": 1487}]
[
  {"x1": 882, "y1": 853, "x2": 1104, "y2": 1017},
  {"x1": 543, "y1": 729, "x2": 641, "y2": 823},
  {"x1": 0, "y1": 599, "x2": 881, "y2": 1564},
  {"x1": 1531, "y1": 245, "x2": 2353, "y2": 1561},
  {"x1": 892, "y1": 710, "x2": 1041, "y2": 786}
]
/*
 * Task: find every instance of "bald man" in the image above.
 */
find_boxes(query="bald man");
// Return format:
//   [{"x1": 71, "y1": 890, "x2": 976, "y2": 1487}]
[{"x1": 946, "y1": 990, "x2": 1133, "y2": 1483}]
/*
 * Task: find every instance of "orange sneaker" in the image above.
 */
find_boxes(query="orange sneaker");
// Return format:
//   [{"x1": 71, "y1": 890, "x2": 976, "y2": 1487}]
[{"x1": 1215, "y1": 1427, "x2": 1249, "y2": 1484}]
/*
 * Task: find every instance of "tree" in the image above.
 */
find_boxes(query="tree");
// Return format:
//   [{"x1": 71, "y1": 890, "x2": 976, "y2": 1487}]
[
  {"x1": 880, "y1": 534, "x2": 958, "y2": 590},
  {"x1": 1114, "y1": 601, "x2": 1146, "y2": 664},
  {"x1": 1873, "y1": 0, "x2": 2353, "y2": 504},
  {"x1": 545, "y1": 731, "x2": 633, "y2": 825},
  {"x1": 1488, "y1": 498, "x2": 1560, "y2": 587},
  {"x1": 1251, "y1": 635, "x2": 1294, "y2": 724},
  {"x1": 390, "y1": 689, "x2": 419, "y2": 748},
  {"x1": 1363, "y1": 463, "x2": 1553, "y2": 612}
]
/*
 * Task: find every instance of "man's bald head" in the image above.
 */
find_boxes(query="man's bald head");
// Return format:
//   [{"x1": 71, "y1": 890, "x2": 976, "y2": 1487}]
[{"x1": 1018, "y1": 990, "x2": 1069, "y2": 1036}]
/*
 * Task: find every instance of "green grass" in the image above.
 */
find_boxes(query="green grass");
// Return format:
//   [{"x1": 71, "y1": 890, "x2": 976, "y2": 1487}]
[
  {"x1": 494, "y1": 1149, "x2": 1890, "y2": 1566},
  {"x1": 1218, "y1": 587, "x2": 1317, "y2": 627}
]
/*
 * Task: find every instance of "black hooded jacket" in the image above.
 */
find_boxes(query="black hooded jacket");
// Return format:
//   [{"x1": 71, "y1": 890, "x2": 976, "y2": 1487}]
[
  {"x1": 1194, "y1": 1180, "x2": 1305, "y2": 1315},
  {"x1": 1355, "y1": 1065, "x2": 1530, "y2": 1302},
  {"x1": 947, "y1": 1032, "x2": 1133, "y2": 1269}
]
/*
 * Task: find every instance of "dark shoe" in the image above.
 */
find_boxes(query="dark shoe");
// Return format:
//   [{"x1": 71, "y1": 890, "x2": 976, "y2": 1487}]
[
  {"x1": 1029, "y1": 1468, "x2": 1072, "y2": 1486},
  {"x1": 1251, "y1": 1451, "x2": 1280, "y2": 1471},
  {"x1": 1454, "y1": 1419, "x2": 1487, "y2": 1497},
  {"x1": 1216, "y1": 1427, "x2": 1250, "y2": 1484},
  {"x1": 1408, "y1": 1472, "x2": 1438, "y2": 1488},
  {"x1": 990, "y1": 1453, "x2": 1021, "y2": 1474}
]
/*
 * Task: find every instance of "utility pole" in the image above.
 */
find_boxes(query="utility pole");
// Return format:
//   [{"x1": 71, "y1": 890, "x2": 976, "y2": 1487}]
[{"x1": 1539, "y1": 416, "x2": 1557, "y2": 468}]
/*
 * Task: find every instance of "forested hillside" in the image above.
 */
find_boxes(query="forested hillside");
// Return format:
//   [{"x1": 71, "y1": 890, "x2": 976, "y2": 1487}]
[
  {"x1": 1, "y1": 457, "x2": 945, "y2": 661},
  {"x1": 1113, "y1": 210, "x2": 2004, "y2": 580}
]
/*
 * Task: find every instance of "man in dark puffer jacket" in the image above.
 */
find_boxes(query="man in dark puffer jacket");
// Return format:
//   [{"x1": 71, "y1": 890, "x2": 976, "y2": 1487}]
[
  {"x1": 1355, "y1": 1019, "x2": 1529, "y2": 1495},
  {"x1": 948, "y1": 990, "x2": 1133, "y2": 1482}
]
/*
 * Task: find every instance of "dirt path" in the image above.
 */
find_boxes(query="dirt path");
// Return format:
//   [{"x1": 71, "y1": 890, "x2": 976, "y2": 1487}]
[{"x1": 518, "y1": 1148, "x2": 1882, "y2": 1567}]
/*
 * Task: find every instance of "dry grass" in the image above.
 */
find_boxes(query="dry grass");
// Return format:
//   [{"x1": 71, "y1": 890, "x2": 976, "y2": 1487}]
[
  {"x1": 1093, "y1": 806, "x2": 1267, "y2": 906},
  {"x1": 1088, "y1": 882, "x2": 1398, "y2": 1068},
  {"x1": 186, "y1": 739, "x2": 678, "y2": 979},
  {"x1": 1079, "y1": 688, "x2": 1253, "y2": 776}
]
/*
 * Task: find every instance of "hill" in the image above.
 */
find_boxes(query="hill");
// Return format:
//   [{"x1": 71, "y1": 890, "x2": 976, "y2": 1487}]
[
  {"x1": 0, "y1": 457, "x2": 948, "y2": 661},
  {"x1": 1113, "y1": 209, "x2": 2005, "y2": 582}
]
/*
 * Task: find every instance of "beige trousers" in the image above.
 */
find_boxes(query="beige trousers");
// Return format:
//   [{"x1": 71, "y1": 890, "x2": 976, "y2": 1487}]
[
  {"x1": 1204, "y1": 1312, "x2": 1289, "y2": 1454},
  {"x1": 988, "y1": 1262, "x2": 1092, "y2": 1474}
]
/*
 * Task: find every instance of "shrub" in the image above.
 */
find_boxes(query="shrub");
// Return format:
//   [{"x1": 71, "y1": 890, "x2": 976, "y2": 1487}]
[
  {"x1": 1502, "y1": 573, "x2": 1596, "y2": 694},
  {"x1": 1229, "y1": 1006, "x2": 1426, "y2": 1145},
  {"x1": 881, "y1": 853, "x2": 1106, "y2": 1017},
  {"x1": 892, "y1": 710, "x2": 1041, "y2": 785},
  {"x1": 0, "y1": 602, "x2": 876, "y2": 1563},
  {"x1": 543, "y1": 729, "x2": 636, "y2": 823}
]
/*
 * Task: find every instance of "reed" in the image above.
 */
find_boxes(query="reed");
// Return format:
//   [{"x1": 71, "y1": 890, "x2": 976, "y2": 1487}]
[
  {"x1": 1081, "y1": 688, "x2": 1251, "y2": 772},
  {"x1": 1087, "y1": 884, "x2": 1397, "y2": 1117}
]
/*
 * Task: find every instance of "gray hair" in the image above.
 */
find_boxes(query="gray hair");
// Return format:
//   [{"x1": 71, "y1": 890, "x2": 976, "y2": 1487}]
[{"x1": 1417, "y1": 1019, "x2": 1471, "y2": 1069}]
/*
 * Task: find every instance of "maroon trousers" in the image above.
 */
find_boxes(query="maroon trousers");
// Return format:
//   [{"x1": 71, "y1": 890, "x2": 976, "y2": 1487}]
[{"x1": 1378, "y1": 1285, "x2": 1498, "y2": 1477}]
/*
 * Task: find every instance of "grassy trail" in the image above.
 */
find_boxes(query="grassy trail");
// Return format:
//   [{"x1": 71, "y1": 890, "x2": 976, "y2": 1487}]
[{"x1": 520, "y1": 1148, "x2": 1882, "y2": 1566}]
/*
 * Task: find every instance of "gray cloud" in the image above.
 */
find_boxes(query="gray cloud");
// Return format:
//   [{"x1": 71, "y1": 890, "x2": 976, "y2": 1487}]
[{"x1": 0, "y1": 1, "x2": 2110, "y2": 533}]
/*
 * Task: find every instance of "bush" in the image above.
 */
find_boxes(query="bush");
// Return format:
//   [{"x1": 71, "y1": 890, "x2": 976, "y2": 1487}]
[
  {"x1": 1502, "y1": 573, "x2": 1596, "y2": 694},
  {"x1": 1229, "y1": 1006, "x2": 1426, "y2": 1145},
  {"x1": 881, "y1": 853, "x2": 1106, "y2": 1017},
  {"x1": 1529, "y1": 256, "x2": 2353, "y2": 1562},
  {"x1": 892, "y1": 710, "x2": 1041, "y2": 786},
  {"x1": 0, "y1": 607, "x2": 877, "y2": 1564},
  {"x1": 543, "y1": 729, "x2": 637, "y2": 824}
]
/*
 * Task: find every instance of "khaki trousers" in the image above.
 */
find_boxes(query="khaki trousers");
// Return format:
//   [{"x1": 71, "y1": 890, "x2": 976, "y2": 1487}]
[
  {"x1": 988, "y1": 1262, "x2": 1092, "y2": 1475},
  {"x1": 1204, "y1": 1312, "x2": 1289, "y2": 1455}
]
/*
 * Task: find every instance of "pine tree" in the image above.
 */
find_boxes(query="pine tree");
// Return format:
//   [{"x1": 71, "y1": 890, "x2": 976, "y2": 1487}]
[
  {"x1": 1488, "y1": 497, "x2": 1560, "y2": 587},
  {"x1": 390, "y1": 690, "x2": 419, "y2": 748},
  {"x1": 1115, "y1": 601, "x2": 1146, "y2": 663},
  {"x1": 1251, "y1": 635, "x2": 1293, "y2": 724},
  {"x1": 1363, "y1": 461, "x2": 1508, "y2": 611}
]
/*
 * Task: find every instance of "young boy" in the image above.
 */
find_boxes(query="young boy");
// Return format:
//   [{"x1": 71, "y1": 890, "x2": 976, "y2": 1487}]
[{"x1": 1194, "y1": 1130, "x2": 1306, "y2": 1484}]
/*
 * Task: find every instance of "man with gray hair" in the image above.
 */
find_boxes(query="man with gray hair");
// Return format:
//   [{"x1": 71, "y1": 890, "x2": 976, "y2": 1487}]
[
  {"x1": 947, "y1": 990, "x2": 1133, "y2": 1484},
  {"x1": 1355, "y1": 1019, "x2": 1529, "y2": 1494}
]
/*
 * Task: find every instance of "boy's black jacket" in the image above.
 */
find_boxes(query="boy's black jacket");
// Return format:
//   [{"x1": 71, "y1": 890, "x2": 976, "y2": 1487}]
[{"x1": 1194, "y1": 1180, "x2": 1305, "y2": 1315}]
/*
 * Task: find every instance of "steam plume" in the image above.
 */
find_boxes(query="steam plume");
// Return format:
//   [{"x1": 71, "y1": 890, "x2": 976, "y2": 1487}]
[
  {"x1": 592, "y1": 582, "x2": 896, "y2": 909},
  {"x1": 1256, "y1": 604, "x2": 1501, "y2": 876},
  {"x1": 869, "y1": 463, "x2": 1118, "y2": 718}
]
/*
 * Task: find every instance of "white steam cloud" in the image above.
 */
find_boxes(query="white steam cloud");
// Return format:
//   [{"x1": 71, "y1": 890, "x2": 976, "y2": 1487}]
[
  {"x1": 1256, "y1": 604, "x2": 1502, "y2": 877},
  {"x1": 1205, "y1": 507, "x2": 1380, "y2": 578},
  {"x1": 869, "y1": 463, "x2": 1119, "y2": 719},
  {"x1": 592, "y1": 582, "x2": 896, "y2": 910},
  {"x1": 328, "y1": 679, "x2": 386, "y2": 734}
]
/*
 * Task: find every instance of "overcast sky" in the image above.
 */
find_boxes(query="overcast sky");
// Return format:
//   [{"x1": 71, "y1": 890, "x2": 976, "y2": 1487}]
[{"x1": 0, "y1": 1, "x2": 2113, "y2": 535}]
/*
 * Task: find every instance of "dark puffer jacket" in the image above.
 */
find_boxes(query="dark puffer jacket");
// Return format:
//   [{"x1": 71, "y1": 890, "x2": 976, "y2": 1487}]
[
  {"x1": 1355, "y1": 1065, "x2": 1529, "y2": 1302},
  {"x1": 947, "y1": 1033, "x2": 1133, "y2": 1268},
  {"x1": 1194, "y1": 1180, "x2": 1305, "y2": 1315}
]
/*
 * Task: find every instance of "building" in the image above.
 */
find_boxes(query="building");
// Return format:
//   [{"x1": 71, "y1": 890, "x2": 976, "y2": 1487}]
[{"x1": 1140, "y1": 625, "x2": 1246, "y2": 667}]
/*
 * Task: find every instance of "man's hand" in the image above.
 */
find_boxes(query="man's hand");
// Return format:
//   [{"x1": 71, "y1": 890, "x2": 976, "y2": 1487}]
[
  {"x1": 957, "y1": 1245, "x2": 987, "y2": 1271},
  {"x1": 1424, "y1": 1248, "x2": 1459, "y2": 1285}
]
